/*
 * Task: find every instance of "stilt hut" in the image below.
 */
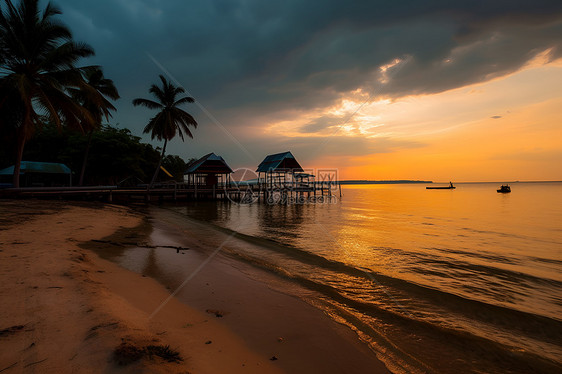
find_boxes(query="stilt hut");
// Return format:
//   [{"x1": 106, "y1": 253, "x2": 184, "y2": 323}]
[
  {"x1": 256, "y1": 151, "x2": 304, "y2": 190},
  {"x1": 294, "y1": 172, "x2": 315, "y2": 189},
  {"x1": 184, "y1": 153, "x2": 233, "y2": 189}
]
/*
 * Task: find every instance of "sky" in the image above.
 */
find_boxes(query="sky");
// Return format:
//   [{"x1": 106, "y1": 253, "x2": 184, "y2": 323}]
[{"x1": 50, "y1": 0, "x2": 562, "y2": 181}]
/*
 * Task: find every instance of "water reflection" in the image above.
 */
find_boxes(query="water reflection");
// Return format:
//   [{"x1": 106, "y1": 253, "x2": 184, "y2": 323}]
[
  {"x1": 165, "y1": 182, "x2": 562, "y2": 322},
  {"x1": 111, "y1": 183, "x2": 562, "y2": 373}
]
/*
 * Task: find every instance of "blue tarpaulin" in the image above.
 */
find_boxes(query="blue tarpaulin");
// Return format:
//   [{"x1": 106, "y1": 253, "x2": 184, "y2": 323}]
[{"x1": 0, "y1": 161, "x2": 71, "y2": 175}]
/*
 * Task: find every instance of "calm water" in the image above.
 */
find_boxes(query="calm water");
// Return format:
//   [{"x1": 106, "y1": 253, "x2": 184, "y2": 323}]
[{"x1": 166, "y1": 182, "x2": 561, "y2": 373}]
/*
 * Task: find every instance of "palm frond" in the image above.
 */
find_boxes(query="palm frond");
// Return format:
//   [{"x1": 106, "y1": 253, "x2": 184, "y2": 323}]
[
  {"x1": 133, "y1": 98, "x2": 163, "y2": 110},
  {"x1": 174, "y1": 96, "x2": 195, "y2": 106}
]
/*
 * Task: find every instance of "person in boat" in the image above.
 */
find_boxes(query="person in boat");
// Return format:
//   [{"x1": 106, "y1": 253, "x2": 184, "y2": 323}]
[{"x1": 449, "y1": 181, "x2": 453, "y2": 188}]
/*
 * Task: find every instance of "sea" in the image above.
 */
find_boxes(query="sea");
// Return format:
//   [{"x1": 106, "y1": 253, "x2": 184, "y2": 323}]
[{"x1": 128, "y1": 182, "x2": 562, "y2": 373}]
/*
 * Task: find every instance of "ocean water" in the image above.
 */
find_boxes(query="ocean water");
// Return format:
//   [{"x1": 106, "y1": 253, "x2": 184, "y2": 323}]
[{"x1": 165, "y1": 182, "x2": 562, "y2": 374}]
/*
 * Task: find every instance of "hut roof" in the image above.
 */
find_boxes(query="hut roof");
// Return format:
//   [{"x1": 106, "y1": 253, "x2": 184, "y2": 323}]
[
  {"x1": 256, "y1": 151, "x2": 304, "y2": 173},
  {"x1": 0, "y1": 161, "x2": 71, "y2": 175},
  {"x1": 185, "y1": 153, "x2": 233, "y2": 174}
]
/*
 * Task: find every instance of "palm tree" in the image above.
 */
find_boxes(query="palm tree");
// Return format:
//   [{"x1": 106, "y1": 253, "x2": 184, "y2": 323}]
[
  {"x1": 133, "y1": 75, "x2": 197, "y2": 188},
  {"x1": 70, "y1": 67, "x2": 119, "y2": 186},
  {"x1": 0, "y1": 0, "x2": 94, "y2": 188}
]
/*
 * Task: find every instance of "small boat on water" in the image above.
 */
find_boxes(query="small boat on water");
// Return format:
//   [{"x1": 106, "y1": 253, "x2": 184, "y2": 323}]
[
  {"x1": 497, "y1": 184, "x2": 511, "y2": 193},
  {"x1": 427, "y1": 182, "x2": 456, "y2": 190}
]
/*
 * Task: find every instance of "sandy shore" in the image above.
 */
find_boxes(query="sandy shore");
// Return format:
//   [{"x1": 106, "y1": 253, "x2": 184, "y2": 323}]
[{"x1": 0, "y1": 200, "x2": 390, "y2": 373}]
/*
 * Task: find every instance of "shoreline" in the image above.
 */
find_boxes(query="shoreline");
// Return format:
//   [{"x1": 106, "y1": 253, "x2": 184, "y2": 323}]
[
  {"x1": 114, "y1": 205, "x2": 392, "y2": 373},
  {"x1": 0, "y1": 200, "x2": 390, "y2": 373}
]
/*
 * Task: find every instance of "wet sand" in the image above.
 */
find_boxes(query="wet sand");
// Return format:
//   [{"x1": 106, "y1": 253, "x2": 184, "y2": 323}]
[{"x1": 0, "y1": 201, "x2": 390, "y2": 373}]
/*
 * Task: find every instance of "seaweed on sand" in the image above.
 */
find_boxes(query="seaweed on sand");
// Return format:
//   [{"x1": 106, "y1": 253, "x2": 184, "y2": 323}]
[{"x1": 113, "y1": 342, "x2": 183, "y2": 365}]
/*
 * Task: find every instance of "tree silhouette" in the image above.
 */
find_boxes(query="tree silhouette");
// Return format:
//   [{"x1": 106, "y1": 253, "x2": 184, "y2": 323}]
[
  {"x1": 0, "y1": 0, "x2": 94, "y2": 187},
  {"x1": 70, "y1": 67, "x2": 119, "y2": 185},
  {"x1": 133, "y1": 75, "x2": 197, "y2": 188}
]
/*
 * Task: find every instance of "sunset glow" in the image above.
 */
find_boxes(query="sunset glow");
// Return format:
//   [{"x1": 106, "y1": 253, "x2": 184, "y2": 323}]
[{"x1": 261, "y1": 54, "x2": 562, "y2": 181}]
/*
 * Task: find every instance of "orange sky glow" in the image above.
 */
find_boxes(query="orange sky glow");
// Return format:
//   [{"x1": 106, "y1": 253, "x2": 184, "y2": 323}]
[{"x1": 261, "y1": 53, "x2": 562, "y2": 182}]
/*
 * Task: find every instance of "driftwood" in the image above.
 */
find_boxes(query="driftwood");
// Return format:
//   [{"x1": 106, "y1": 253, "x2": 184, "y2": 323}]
[
  {"x1": 0, "y1": 362, "x2": 18, "y2": 372},
  {"x1": 90, "y1": 239, "x2": 189, "y2": 251},
  {"x1": 0, "y1": 325, "x2": 24, "y2": 337},
  {"x1": 23, "y1": 359, "x2": 47, "y2": 368}
]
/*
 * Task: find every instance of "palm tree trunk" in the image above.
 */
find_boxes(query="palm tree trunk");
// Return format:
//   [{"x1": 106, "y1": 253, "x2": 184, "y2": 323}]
[
  {"x1": 78, "y1": 130, "x2": 94, "y2": 186},
  {"x1": 149, "y1": 139, "x2": 167, "y2": 189},
  {"x1": 12, "y1": 129, "x2": 27, "y2": 188}
]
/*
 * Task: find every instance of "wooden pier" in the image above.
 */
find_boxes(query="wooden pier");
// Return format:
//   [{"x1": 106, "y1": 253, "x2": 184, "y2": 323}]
[
  {"x1": 1, "y1": 151, "x2": 341, "y2": 204},
  {"x1": 0, "y1": 181, "x2": 340, "y2": 204}
]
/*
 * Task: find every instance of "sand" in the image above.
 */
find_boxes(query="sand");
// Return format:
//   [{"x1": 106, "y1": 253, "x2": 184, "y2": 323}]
[{"x1": 0, "y1": 200, "x2": 390, "y2": 373}]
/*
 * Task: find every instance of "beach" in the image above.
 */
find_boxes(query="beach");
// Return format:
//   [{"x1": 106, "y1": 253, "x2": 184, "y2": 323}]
[{"x1": 0, "y1": 200, "x2": 389, "y2": 373}]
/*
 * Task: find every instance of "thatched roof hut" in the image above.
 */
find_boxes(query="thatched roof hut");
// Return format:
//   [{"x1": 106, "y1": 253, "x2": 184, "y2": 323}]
[
  {"x1": 256, "y1": 151, "x2": 303, "y2": 173},
  {"x1": 184, "y1": 153, "x2": 232, "y2": 187},
  {"x1": 256, "y1": 151, "x2": 305, "y2": 188}
]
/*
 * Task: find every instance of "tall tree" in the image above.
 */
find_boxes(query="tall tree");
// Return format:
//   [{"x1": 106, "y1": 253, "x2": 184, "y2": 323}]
[
  {"x1": 70, "y1": 67, "x2": 119, "y2": 186},
  {"x1": 132, "y1": 75, "x2": 197, "y2": 188},
  {"x1": 0, "y1": 0, "x2": 94, "y2": 187}
]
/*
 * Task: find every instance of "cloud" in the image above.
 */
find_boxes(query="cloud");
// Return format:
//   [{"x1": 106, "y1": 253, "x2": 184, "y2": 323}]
[
  {"x1": 490, "y1": 115, "x2": 502, "y2": 119},
  {"x1": 41, "y1": 0, "x2": 562, "y2": 165},
  {"x1": 58, "y1": 2, "x2": 562, "y2": 100},
  {"x1": 237, "y1": 132, "x2": 426, "y2": 166},
  {"x1": 299, "y1": 115, "x2": 344, "y2": 134}
]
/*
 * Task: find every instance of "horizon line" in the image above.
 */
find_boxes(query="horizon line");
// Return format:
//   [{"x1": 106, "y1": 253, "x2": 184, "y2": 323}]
[{"x1": 339, "y1": 179, "x2": 562, "y2": 184}]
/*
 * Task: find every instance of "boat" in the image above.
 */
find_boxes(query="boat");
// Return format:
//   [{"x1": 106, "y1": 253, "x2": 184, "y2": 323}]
[
  {"x1": 497, "y1": 184, "x2": 511, "y2": 193},
  {"x1": 426, "y1": 182, "x2": 456, "y2": 190}
]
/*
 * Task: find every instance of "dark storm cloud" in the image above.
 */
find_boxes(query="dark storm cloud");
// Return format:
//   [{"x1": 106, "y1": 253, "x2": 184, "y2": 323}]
[{"x1": 50, "y1": 0, "x2": 562, "y2": 163}]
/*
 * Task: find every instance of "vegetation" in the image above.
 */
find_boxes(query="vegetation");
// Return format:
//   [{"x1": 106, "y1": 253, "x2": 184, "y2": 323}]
[
  {"x1": 133, "y1": 75, "x2": 197, "y2": 188},
  {"x1": 70, "y1": 67, "x2": 120, "y2": 186},
  {"x1": 162, "y1": 155, "x2": 194, "y2": 183},
  {"x1": 0, "y1": 1, "x2": 197, "y2": 187},
  {"x1": 0, "y1": 123, "x2": 189, "y2": 185},
  {"x1": 0, "y1": 0, "x2": 102, "y2": 187},
  {"x1": 113, "y1": 342, "x2": 182, "y2": 366}
]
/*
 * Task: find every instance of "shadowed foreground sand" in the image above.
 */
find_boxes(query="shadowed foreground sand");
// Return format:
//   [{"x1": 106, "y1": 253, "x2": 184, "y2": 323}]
[{"x1": 0, "y1": 201, "x2": 390, "y2": 373}]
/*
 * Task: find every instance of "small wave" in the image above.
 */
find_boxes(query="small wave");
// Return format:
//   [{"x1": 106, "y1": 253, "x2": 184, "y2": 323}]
[
  {"x1": 413, "y1": 256, "x2": 562, "y2": 289},
  {"x1": 460, "y1": 227, "x2": 562, "y2": 246},
  {"x1": 224, "y1": 248, "x2": 562, "y2": 373},
  {"x1": 424, "y1": 246, "x2": 518, "y2": 264},
  {"x1": 527, "y1": 256, "x2": 562, "y2": 266},
  {"x1": 187, "y1": 215, "x2": 562, "y2": 348},
  {"x1": 161, "y1": 204, "x2": 562, "y2": 372}
]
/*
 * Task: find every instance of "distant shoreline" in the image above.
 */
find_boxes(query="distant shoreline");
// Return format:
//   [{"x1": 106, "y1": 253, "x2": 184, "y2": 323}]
[
  {"x1": 338, "y1": 180, "x2": 562, "y2": 185},
  {"x1": 338, "y1": 180, "x2": 432, "y2": 185}
]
